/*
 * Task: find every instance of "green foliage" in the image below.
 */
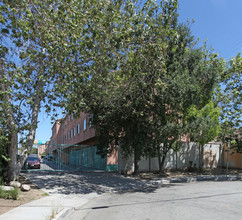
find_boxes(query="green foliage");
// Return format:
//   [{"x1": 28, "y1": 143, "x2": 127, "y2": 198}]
[
  {"x1": 0, "y1": 187, "x2": 19, "y2": 200},
  {"x1": 2, "y1": 155, "x2": 10, "y2": 162},
  {"x1": 218, "y1": 54, "x2": 241, "y2": 128},
  {"x1": 216, "y1": 54, "x2": 241, "y2": 152},
  {"x1": 187, "y1": 100, "x2": 221, "y2": 145},
  {"x1": 30, "y1": 147, "x2": 38, "y2": 155},
  {"x1": 0, "y1": 0, "x2": 229, "y2": 175},
  {"x1": 57, "y1": 0, "x2": 223, "y2": 172},
  {"x1": 229, "y1": 129, "x2": 242, "y2": 153}
]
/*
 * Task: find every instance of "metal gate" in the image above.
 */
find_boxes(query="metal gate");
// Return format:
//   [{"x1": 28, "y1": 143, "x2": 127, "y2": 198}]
[{"x1": 22, "y1": 144, "x2": 107, "y2": 172}]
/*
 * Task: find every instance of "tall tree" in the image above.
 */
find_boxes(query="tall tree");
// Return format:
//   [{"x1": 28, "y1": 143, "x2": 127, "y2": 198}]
[
  {"x1": 0, "y1": 0, "x2": 227, "y2": 178},
  {"x1": 1, "y1": 0, "x2": 141, "y2": 180},
  {"x1": 0, "y1": 0, "x2": 67, "y2": 180},
  {"x1": 65, "y1": 0, "x2": 224, "y2": 173},
  {"x1": 218, "y1": 54, "x2": 241, "y2": 136},
  {"x1": 215, "y1": 54, "x2": 241, "y2": 168}
]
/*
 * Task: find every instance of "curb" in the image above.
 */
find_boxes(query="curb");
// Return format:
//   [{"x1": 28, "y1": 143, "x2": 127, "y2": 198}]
[
  {"x1": 54, "y1": 207, "x2": 74, "y2": 220},
  {"x1": 151, "y1": 175, "x2": 242, "y2": 185}
]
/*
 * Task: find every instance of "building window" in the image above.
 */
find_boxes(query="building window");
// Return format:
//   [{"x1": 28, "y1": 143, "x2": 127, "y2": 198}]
[
  {"x1": 70, "y1": 129, "x2": 73, "y2": 138},
  {"x1": 71, "y1": 114, "x2": 73, "y2": 120},
  {"x1": 68, "y1": 115, "x2": 70, "y2": 121},
  {"x1": 83, "y1": 118, "x2": 87, "y2": 131},
  {"x1": 89, "y1": 114, "x2": 93, "y2": 127},
  {"x1": 73, "y1": 127, "x2": 75, "y2": 136},
  {"x1": 77, "y1": 124, "x2": 80, "y2": 134}
]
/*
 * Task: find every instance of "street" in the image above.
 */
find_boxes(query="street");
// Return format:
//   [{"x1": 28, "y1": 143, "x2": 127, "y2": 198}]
[{"x1": 64, "y1": 181, "x2": 242, "y2": 220}]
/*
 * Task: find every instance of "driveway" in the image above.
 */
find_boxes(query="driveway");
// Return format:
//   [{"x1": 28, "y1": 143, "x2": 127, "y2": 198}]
[{"x1": 21, "y1": 171, "x2": 159, "y2": 195}]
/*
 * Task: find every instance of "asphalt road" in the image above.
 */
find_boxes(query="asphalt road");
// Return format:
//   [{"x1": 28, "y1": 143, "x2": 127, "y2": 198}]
[{"x1": 64, "y1": 181, "x2": 242, "y2": 220}]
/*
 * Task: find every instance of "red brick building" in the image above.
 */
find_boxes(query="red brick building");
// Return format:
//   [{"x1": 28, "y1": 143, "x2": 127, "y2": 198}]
[
  {"x1": 38, "y1": 143, "x2": 48, "y2": 159},
  {"x1": 47, "y1": 113, "x2": 118, "y2": 171}
]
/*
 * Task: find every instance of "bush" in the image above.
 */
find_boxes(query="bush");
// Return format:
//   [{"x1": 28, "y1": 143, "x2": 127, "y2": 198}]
[{"x1": 0, "y1": 187, "x2": 19, "y2": 200}]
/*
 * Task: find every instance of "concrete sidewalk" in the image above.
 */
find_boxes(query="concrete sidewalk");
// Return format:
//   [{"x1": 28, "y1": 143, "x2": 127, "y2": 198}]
[
  {"x1": 0, "y1": 193, "x2": 99, "y2": 220},
  {"x1": 0, "y1": 173, "x2": 241, "y2": 220}
]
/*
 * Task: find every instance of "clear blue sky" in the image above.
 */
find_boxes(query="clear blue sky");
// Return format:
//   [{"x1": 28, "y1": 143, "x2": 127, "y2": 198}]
[
  {"x1": 35, "y1": 0, "x2": 242, "y2": 142},
  {"x1": 178, "y1": 0, "x2": 242, "y2": 60}
]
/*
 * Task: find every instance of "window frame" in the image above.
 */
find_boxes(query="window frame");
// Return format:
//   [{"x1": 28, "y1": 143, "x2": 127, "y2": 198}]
[
  {"x1": 77, "y1": 124, "x2": 80, "y2": 134},
  {"x1": 83, "y1": 118, "x2": 87, "y2": 131}
]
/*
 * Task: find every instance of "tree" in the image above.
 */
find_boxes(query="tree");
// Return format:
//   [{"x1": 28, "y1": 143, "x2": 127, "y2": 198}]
[
  {"x1": 0, "y1": 11, "x2": 11, "y2": 178},
  {"x1": 0, "y1": 0, "x2": 67, "y2": 180},
  {"x1": 64, "y1": 0, "x2": 223, "y2": 173},
  {"x1": 217, "y1": 54, "x2": 241, "y2": 149},
  {"x1": 1, "y1": 0, "x2": 140, "y2": 180},
  {"x1": 219, "y1": 54, "x2": 241, "y2": 128},
  {"x1": 0, "y1": 0, "x2": 227, "y2": 178},
  {"x1": 0, "y1": 94, "x2": 10, "y2": 178},
  {"x1": 186, "y1": 101, "x2": 221, "y2": 169}
]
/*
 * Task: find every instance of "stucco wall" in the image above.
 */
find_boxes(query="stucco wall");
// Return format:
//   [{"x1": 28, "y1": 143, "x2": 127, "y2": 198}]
[
  {"x1": 118, "y1": 142, "x2": 222, "y2": 173},
  {"x1": 223, "y1": 144, "x2": 242, "y2": 169},
  {"x1": 203, "y1": 143, "x2": 221, "y2": 169}
]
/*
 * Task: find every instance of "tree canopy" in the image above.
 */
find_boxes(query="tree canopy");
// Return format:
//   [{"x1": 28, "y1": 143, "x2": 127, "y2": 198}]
[
  {"x1": 216, "y1": 54, "x2": 241, "y2": 152},
  {"x1": 58, "y1": 0, "x2": 224, "y2": 172},
  {"x1": 0, "y1": 0, "x2": 240, "y2": 178}
]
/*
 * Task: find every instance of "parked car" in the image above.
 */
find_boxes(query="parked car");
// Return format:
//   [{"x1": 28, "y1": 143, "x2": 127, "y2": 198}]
[
  {"x1": 27, "y1": 156, "x2": 40, "y2": 169},
  {"x1": 29, "y1": 154, "x2": 39, "y2": 158}
]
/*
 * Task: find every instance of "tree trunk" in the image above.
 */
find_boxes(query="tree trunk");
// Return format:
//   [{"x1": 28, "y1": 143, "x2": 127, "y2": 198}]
[
  {"x1": 175, "y1": 150, "x2": 178, "y2": 170},
  {"x1": 7, "y1": 131, "x2": 18, "y2": 181},
  {"x1": 1, "y1": 61, "x2": 19, "y2": 181},
  {"x1": 157, "y1": 146, "x2": 161, "y2": 172},
  {"x1": 159, "y1": 141, "x2": 168, "y2": 173},
  {"x1": 133, "y1": 150, "x2": 139, "y2": 175},
  {"x1": 199, "y1": 144, "x2": 204, "y2": 170},
  {"x1": 16, "y1": 51, "x2": 45, "y2": 176},
  {"x1": 1, "y1": 58, "x2": 44, "y2": 179},
  {"x1": 15, "y1": 80, "x2": 42, "y2": 177},
  {"x1": 160, "y1": 154, "x2": 166, "y2": 173}
]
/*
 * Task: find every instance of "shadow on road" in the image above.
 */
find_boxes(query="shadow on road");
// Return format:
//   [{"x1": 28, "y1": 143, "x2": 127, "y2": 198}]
[{"x1": 21, "y1": 171, "x2": 174, "y2": 195}]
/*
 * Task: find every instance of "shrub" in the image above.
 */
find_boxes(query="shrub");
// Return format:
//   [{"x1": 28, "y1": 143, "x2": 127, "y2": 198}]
[{"x1": 0, "y1": 187, "x2": 19, "y2": 200}]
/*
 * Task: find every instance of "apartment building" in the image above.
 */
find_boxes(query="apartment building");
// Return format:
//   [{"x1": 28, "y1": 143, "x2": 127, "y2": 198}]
[
  {"x1": 61, "y1": 112, "x2": 96, "y2": 146},
  {"x1": 38, "y1": 143, "x2": 48, "y2": 158},
  {"x1": 47, "y1": 112, "x2": 118, "y2": 171}
]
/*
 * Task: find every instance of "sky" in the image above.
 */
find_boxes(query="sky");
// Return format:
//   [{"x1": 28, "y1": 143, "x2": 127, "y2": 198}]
[
  {"x1": 35, "y1": 0, "x2": 242, "y2": 142},
  {"x1": 178, "y1": 0, "x2": 242, "y2": 60}
]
